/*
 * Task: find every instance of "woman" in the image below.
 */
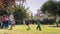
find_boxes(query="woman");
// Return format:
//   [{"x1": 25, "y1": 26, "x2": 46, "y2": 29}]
[{"x1": 9, "y1": 14, "x2": 15, "y2": 30}]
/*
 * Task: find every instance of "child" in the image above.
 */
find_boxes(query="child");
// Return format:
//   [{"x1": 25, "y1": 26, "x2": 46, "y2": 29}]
[
  {"x1": 5, "y1": 17, "x2": 9, "y2": 29},
  {"x1": 1, "y1": 14, "x2": 7, "y2": 28},
  {"x1": 36, "y1": 20, "x2": 41, "y2": 31},
  {"x1": 25, "y1": 20, "x2": 30, "y2": 30},
  {"x1": 9, "y1": 14, "x2": 15, "y2": 30}
]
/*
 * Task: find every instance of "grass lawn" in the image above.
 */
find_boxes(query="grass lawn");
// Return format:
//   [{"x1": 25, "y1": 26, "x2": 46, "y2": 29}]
[{"x1": 0, "y1": 25, "x2": 60, "y2": 34}]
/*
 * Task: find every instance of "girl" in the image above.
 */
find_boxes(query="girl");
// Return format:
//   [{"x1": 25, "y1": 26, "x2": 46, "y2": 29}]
[
  {"x1": 9, "y1": 14, "x2": 15, "y2": 30},
  {"x1": 1, "y1": 14, "x2": 7, "y2": 28}
]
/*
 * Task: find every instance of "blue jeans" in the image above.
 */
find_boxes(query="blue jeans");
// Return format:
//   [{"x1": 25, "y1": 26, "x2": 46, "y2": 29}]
[{"x1": 5, "y1": 21, "x2": 9, "y2": 28}]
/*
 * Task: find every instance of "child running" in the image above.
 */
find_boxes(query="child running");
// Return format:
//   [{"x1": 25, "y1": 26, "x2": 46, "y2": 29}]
[
  {"x1": 9, "y1": 14, "x2": 15, "y2": 30},
  {"x1": 36, "y1": 19, "x2": 41, "y2": 31},
  {"x1": 25, "y1": 19, "x2": 30, "y2": 30}
]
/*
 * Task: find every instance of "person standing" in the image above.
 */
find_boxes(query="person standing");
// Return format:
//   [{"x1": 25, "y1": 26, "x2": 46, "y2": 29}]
[
  {"x1": 1, "y1": 14, "x2": 7, "y2": 28},
  {"x1": 36, "y1": 19, "x2": 41, "y2": 31},
  {"x1": 9, "y1": 14, "x2": 15, "y2": 30},
  {"x1": 5, "y1": 16, "x2": 9, "y2": 29}
]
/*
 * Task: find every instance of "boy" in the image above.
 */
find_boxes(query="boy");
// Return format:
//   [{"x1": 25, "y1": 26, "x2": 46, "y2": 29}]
[
  {"x1": 36, "y1": 19, "x2": 41, "y2": 31},
  {"x1": 25, "y1": 20, "x2": 30, "y2": 30}
]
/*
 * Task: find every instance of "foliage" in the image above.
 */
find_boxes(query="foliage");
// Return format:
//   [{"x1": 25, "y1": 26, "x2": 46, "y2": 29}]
[
  {"x1": 0, "y1": 0, "x2": 15, "y2": 10},
  {"x1": 41, "y1": 0, "x2": 60, "y2": 26},
  {"x1": 41, "y1": 0, "x2": 60, "y2": 16},
  {"x1": 14, "y1": 6, "x2": 28, "y2": 20},
  {"x1": 14, "y1": 5, "x2": 29, "y2": 24},
  {"x1": 0, "y1": 0, "x2": 15, "y2": 16}
]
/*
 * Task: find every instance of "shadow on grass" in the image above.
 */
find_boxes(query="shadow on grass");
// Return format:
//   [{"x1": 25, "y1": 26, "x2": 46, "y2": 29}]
[{"x1": 49, "y1": 26, "x2": 60, "y2": 28}]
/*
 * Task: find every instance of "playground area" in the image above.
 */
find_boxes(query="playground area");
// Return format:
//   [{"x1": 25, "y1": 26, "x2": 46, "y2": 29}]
[{"x1": 0, "y1": 25, "x2": 60, "y2": 34}]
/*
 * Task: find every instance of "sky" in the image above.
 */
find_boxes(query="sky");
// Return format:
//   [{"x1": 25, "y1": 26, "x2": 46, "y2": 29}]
[
  {"x1": 25, "y1": 0, "x2": 48, "y2": 15},
  {"x1": 16, "y1": 0, "x2": 60, "y2": 16}
]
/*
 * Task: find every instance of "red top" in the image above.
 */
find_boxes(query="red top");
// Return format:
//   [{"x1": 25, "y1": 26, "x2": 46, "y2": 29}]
[{"x1": 2, "y1": 15, "x2": 7, "y2": 22}]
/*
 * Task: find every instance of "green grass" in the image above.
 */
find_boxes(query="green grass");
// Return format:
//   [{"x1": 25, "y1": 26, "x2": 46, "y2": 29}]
[{"x1": 0, "y1": 25, "x2": 60, "y2": 34}]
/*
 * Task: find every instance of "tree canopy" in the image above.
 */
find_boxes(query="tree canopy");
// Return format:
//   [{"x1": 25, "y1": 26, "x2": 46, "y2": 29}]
[
  {"x1": 41, "y1": 0, "x2": 60, "y2": 16},
  {"x1": 0, "y1": 0, "x2": 26, "y2": 16},
  {"x1": 0, "y1": 0, "x2": 15, "y2": 10},
  {"x1": 41, "y1": 0, "x2": 60, "y2": 26}
]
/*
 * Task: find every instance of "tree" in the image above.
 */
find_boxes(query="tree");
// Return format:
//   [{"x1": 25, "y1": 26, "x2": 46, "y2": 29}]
[
  {"x1": 0, "y1": 0, "x2": 27, "y2": 24},
  {"x1": 41, "y1": 0, "x2": 60, "y2": 26},
  {"x1": 0, "y1": 0, "x2": 15, "y2": 16},
  {"x1": 0, "y1": 0, "x2": 26, "y2": 15},
  {"x1": 14, "y1": 5, "x2": 29, "y2": 24}
]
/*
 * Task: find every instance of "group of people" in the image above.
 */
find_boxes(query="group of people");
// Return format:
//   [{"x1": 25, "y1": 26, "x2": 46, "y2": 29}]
[
  {"x1": 25, "y1": 17, "x2": 44, "y2": 31},
  {"x1": 0, "y1": 14, "x2": 15, "y2": 30},
  {"x1": 0, "y1": 14, "x2": 43, "y2": 31}
]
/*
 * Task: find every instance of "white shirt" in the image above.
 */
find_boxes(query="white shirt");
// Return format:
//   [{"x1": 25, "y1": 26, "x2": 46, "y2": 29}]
[{"x1": 9, "y1": 15, "x2": 14, "y2": 21}]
